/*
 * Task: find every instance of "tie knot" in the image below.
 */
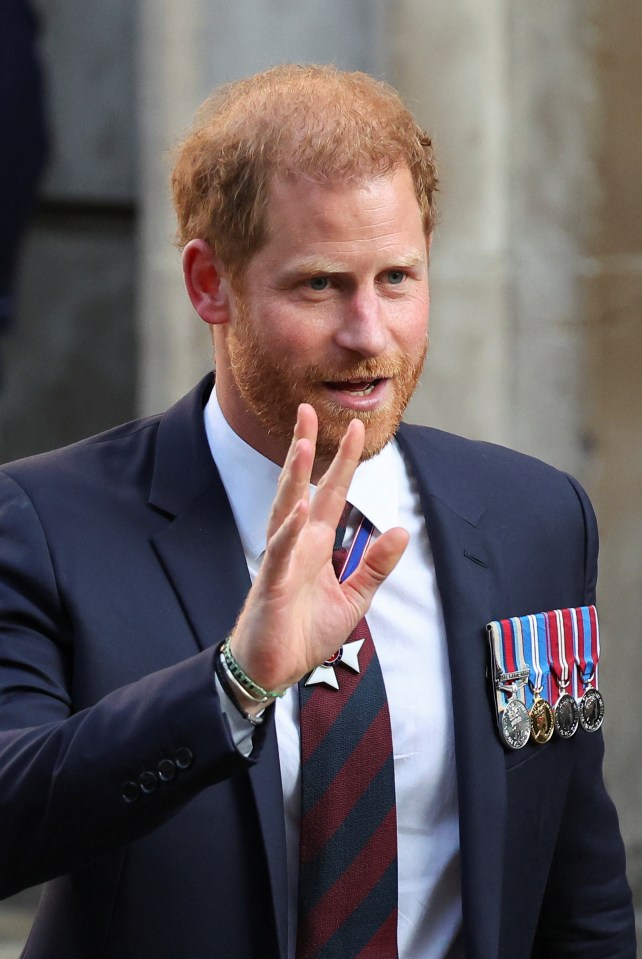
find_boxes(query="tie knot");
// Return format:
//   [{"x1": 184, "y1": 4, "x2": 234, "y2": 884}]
[{"x1": 333, "y1": 503, "x2": 354, "y2": 552}]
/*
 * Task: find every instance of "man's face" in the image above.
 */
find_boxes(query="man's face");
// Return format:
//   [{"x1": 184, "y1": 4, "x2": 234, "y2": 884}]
[{"x1": 216, "y1": 166, "x2": 430, "y2": 468}]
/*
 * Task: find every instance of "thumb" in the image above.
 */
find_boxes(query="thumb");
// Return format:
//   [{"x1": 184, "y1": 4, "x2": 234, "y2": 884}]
[{"x1": 342, "y1": 527, "x2": 409, "y2": 612}]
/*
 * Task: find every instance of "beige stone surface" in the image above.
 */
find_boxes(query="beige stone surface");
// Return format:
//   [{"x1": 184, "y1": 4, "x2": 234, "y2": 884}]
[
  {"x1": 590, "y1": 0, "x2": 642, "y2": 936},
  {"x1": 396, "y1": 0, "x2": 642, "y2": 935},
  {"x1": 588, "y1": 264, "x2": 642, "y2": 935}
]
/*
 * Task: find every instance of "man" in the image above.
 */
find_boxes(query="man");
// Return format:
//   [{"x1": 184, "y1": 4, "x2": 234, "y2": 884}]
[{"x1": 0, "y1": 65, "x2": 635, "y2": 958}]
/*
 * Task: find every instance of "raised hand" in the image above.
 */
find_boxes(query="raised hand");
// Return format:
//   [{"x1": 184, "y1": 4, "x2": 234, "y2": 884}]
[{"x1": 228, "y1": 404, "x2": 409, "y2": 708}]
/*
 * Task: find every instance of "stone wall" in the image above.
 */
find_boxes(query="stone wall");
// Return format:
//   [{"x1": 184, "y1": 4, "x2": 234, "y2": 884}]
[
  {"x1": 0, "y1": 0, "x2": 137, "y2": 462},
  {"x1": 395, "y1": 0, "x2": 642, "y2": 938},
  {"x1": 589, "y1": 0, "x2": 642, "y2": 929}
]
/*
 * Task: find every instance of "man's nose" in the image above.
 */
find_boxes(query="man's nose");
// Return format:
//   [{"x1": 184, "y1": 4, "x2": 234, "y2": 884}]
[{"x1": 333, "y1": 289, "x2": 389, "y2": 358}]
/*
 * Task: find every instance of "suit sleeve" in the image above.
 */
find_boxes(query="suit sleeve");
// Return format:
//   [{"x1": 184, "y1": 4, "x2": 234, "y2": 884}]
[
  {"x1": 531, "y1": 475, "x2": 636, "y2": 956},
  {"x1": 0, "y1": 471, "x2": 267, "y2": 899}
]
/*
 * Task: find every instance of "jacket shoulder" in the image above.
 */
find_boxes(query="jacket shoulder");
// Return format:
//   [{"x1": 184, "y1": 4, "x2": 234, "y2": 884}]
[
  {"x1": 399, "y1": 422, "x2": 567, "y2": 477},
  {"x1": 0, "y1": 413, "x2": 162, "y2": 496},
  {"x1": 397, "y1": 422, "x2": 588, "y2": 501}
]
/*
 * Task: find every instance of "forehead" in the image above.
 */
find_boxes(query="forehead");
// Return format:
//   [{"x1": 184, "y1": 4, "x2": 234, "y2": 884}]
[{"x1": 254, "y1": 167, "x2": 426, "y2": 270}]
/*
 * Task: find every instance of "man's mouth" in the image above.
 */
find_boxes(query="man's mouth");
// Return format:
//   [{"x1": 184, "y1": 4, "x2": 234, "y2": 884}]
[{"x1": 325, "y1": 378, "x2": 383, "y2": 396}]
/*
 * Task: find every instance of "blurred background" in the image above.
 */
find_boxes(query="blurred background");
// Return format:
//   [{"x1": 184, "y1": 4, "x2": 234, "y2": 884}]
[{"x1": 0, "y1": 0, "x2": 640, "y2": 953}]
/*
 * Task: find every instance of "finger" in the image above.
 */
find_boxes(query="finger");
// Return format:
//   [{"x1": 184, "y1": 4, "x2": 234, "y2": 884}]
[
  {"x1": 261, "y1": 497, "x2": 310, "y2": 589},
  {"x1": 341, "y1": 526, "x2": 409, "y2": 612},
  {"x1": 310, "y1": 419, "x2": 365, "y2": 527},
  {"x1": 267, "y1": 406, "x2": 317, "y2": 540},
  {"x1": 267, "y1": 438, "x2": 314, "y2": 540},
  {"x1": 278, "y1": 404, "x2": 317, "y2": 482}
]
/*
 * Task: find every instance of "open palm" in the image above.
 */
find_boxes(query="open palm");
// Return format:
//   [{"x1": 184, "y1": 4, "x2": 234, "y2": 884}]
[{"x1": 229, "y1": 405, "x2": 409, "y2": 696}]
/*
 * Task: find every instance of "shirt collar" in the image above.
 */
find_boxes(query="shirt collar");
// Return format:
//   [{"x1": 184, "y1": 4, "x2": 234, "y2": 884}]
[{"x1": 204, "y1": 388, "x2": 400, "y2": 562}]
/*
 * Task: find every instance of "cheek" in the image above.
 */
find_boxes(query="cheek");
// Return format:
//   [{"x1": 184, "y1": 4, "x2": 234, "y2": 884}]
[
  {"x1": 261, "y1": 305, "x2": 332, "y2": 356},
  {"x1": 390, "y1": 299, "x2": 429, "y2": 352}
]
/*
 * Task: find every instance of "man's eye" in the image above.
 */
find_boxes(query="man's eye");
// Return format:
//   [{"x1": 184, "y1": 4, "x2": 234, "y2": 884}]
[
  {"x1": 307, "y1": 276, "x2": 330, "y2": 291},
  {"x1": 386, "y1": 270, "x2": 406, "y2": 285}
]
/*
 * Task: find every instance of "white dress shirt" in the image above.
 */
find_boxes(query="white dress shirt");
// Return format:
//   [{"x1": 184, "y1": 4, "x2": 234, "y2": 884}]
[{"x1": 205, "y1": 390, "x2": 464, "y2": 959}]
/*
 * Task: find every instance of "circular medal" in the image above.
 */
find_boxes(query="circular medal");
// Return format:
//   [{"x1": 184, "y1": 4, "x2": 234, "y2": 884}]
[
  {"x1": 500, "y1": 698, "x2": 531, "y2": 750},
  {"x1": 554, "y1": 693, "x2": 579, "y2": 738},
  {"x1": 322, "y1": 648, "x2": 343, "y2": 667},
  {"x1": 529, "y1": 698, "x2": 555, "y2": 744},
  {"x1": 579, "y1": 687, "x2": 605, "y2": 732}
]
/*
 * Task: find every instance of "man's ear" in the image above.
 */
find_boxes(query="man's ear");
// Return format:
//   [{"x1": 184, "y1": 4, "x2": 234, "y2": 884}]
[{"x1": 182, "y1": 239, "x2": 231, "y2": 326}]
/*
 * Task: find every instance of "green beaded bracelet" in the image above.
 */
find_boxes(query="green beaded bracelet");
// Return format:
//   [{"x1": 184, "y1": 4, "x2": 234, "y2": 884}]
[{"x1": 221, "y1": 636, "x2": 286, "y2": 702}]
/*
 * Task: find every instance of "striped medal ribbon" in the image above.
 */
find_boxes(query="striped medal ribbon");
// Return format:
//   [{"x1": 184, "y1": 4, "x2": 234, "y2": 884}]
[
  {"x1": 573, "y1": 605, "x2": 605, "y2": 732},
  {"x1": 548, "y1": 609, "x2": 580, "y2": 738},
  {"x1": 521, "y1": 614, "x2": 554, "y2": 744},
  {"x1": 488, "y1": 618, "x2": 531, "y2": 750}
]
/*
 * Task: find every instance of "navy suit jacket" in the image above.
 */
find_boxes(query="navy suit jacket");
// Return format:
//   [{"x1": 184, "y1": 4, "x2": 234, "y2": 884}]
[{"x1": 0, "y1": 375, "x2": 635, "y2": 958}]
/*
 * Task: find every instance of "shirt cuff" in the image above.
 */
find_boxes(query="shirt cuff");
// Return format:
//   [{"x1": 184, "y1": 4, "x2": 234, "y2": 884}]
[{"x1": 215, "y1": 672, "x2": 259, "y2": 758}]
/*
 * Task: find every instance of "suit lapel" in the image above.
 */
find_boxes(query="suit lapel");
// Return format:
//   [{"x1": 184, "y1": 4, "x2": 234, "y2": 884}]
[
  {"x1": 397, "y1": 425, "x2": 506, "y2": 959},
  {"x1": 147, "y1": 376, "x2": 251, "y2": 652},
  {"x1": 147, "y1": 377, "x2": 289, "y2": 958}
]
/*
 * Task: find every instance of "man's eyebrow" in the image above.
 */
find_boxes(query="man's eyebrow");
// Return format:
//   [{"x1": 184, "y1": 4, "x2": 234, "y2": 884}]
[{"x1": 280, "y1": 250, "x2": 427, "y2": 280}]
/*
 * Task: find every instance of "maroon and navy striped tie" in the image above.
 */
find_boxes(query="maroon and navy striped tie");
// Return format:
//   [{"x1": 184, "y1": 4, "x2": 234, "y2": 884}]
[{"x1": 297, "y1": 505, "x2": 398, "y2": 958}]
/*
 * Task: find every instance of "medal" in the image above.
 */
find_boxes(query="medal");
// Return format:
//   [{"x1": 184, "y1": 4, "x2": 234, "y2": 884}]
[
  {"x1": 574, "y1": 605, "x2": 605, "y2": 733},
  {"x1": 305, "y1": 514, "x2": 373, "y2": 690},
  {"x1": 530, "y1": 696, "x2": 555, "y2": 743},
  {"x1": 521, "y1": 614, "x2": 554, "y2": 744},
  {"x1": 500, "y1": 697, "x2": 531, "y2": 750},
  {"x1": 304, "y1": 639, "x2": 365, "y2": 688},
  {"x1": 487, "y1": 618, "x2": 531, "y2": 750},
  {"x1": 579, "y1": 685, "x2": 605, "y2": 731},
  {"x1": 554, "y1": 692, "x2": 580, "y2": 738},
  {"x1": 548, "y1": 609, "x2": 579, "y2": 738}
]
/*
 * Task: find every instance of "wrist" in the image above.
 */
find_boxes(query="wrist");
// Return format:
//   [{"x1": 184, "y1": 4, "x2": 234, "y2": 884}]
[
  {"x1": 214, "y1": 648, "x2": 268, "y2": 724},
  {"x1": 220, "y1": 636, "x2": 288, "y2": 704}
]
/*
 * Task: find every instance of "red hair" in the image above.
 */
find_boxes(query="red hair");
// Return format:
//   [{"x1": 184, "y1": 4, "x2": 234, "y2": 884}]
[{"x1": 171, "y1": 64, "x2": 438, "y2": 280}]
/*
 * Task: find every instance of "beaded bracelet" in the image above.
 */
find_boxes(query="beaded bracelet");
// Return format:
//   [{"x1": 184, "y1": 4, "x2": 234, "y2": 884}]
[
  {"x1": 221, "y1": 636, "x2": 286, "y2": 703},
  {"x1": 214, "y1": 652, "x2": 265, "y2": 726}
]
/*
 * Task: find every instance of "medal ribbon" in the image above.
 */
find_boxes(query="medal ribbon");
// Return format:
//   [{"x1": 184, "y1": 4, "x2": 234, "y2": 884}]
[
  {"x1": 574, "y1": 604, "x2": 600, "y2": 689},
  {"x1": 547, "y1": 608, "x2": 578, "y2": 701},
  {"x1": 338, "y1": 515, "x2": 374, "y2": 582},
  {"x1": 534, "y1": 613, "x2": 553, "y2": 704},
  {"x1": 546, "y1": 609, "x2": 565, "y2": 702},
  {"x1": 511, "y1": 617, "x2": 533, "y2": 708},
  {"x1": 488, "y1": 618, "x2": 528, "y2": 707},
  {"x1": 520, "y1": 614, "x2": 551, "y2": 706}
]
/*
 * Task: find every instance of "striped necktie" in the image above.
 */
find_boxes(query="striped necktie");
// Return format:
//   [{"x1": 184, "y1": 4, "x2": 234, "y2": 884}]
[{"x1": 297, "y1": 504, "x2": 398, "y2": 958}]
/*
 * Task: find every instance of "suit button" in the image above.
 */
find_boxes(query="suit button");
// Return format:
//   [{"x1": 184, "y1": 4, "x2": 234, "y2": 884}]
[
  {"x1": 139, "y1": 771, "x2": 158, "y2": 794},
  {"x1": 175, "y1": 747, "x2": 193, "y2": 770},
  {"x1": 157, "y1": 759, "x2": 176, "y2": 782},
  {"x1": 121, "y1": 781, "x2": 140, "y2": 803}
]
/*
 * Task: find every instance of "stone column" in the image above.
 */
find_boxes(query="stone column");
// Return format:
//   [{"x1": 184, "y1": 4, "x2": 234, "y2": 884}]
[
  {"x1": 395, "y1": 0, "x2": 599, "y2": 482},
  {"x1": 589, "y1": 0, "x2": 642, "y2": 935},
  {"x1": 393, "y1": 0, "x2": 641, "y2": 933},
  {"x1": 397, "y1": 0, "x2": 513, "y2": 448}
]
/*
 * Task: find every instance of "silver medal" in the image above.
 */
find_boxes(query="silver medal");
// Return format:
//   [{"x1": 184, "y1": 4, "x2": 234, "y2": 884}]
[
  {"x1": 578, "y1": 686, "x2": 605, "y2": 732},
  {"x1": 500, "y1": 698, "x2": 531, "y2": 750},
  {"x1": 554, "y1": 692, "x2": 579, "y2": 738}
]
